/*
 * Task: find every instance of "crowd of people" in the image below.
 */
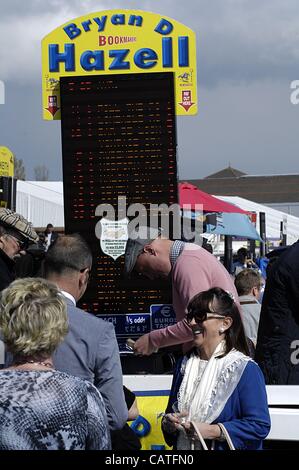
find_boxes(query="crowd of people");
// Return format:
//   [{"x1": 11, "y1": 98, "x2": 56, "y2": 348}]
[{"x1": 0, "y1": 209, "x2": 296, "y2": 450}]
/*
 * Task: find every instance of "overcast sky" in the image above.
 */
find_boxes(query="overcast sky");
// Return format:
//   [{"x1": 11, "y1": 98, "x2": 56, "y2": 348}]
[{"x1": 0, "y1": 0, "x2": 299, "y2": 180}]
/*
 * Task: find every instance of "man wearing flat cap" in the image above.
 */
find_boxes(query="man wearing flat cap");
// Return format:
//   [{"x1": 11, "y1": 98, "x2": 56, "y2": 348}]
[
  {"x1": 124, "y1": 226, "x2": 238, "y2": 355},
  {"x1": 0, "y1": 208, "x2": 38, "y2": 291}
]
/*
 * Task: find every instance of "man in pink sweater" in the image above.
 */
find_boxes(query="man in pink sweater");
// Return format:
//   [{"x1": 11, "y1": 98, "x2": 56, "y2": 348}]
[{"x1": 124, "y1": 228, "x2": 239, "y2": 355}]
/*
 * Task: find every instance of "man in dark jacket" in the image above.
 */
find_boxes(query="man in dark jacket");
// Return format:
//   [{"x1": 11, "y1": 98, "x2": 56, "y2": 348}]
[
  {"x1": 255, "y1": 241, "x2": 299, "y2": 384},
  {"x1": 0, "y1": 209, "x2": 38, "y2": 291}
]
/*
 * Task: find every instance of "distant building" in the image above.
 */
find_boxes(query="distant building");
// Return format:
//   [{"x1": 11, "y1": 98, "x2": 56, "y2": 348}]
[{"x1": 187, "y1": 166, "x2": 299, "y2": 217}]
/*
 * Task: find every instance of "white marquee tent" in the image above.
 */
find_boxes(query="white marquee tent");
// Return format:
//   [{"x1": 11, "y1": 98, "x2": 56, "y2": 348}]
[{"x1": 16, "y1": 181, "x2": 64, "y2": 228}]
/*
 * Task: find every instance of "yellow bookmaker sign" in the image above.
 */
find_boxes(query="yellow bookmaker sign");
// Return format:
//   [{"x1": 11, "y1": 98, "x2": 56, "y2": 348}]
[
  {"x1": 41, "y1": 9, "x2": 197, "y2": 119},
  {"x1": 0, "y1": 146, "x2": 14, "y2": 177}
]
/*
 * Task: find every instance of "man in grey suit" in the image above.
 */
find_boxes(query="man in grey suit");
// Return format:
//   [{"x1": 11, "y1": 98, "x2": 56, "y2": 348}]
[{"x1": 44, "y1": 234, "x2": 127, "y2": 431}]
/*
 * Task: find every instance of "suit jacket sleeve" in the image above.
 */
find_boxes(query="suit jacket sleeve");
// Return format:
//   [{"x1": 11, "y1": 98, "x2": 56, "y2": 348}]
[
  {"x1": 93, "y1": 321, "x2": 127, "y2": 431},
  {"x1": 220, "y1": 361, "x2": 271, "y2": 449}
]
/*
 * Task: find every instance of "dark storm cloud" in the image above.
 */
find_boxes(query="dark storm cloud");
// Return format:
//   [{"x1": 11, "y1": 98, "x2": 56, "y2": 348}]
[
  {"x1": 1, "y1": 0, "x2": 299, "y2": 179},
  {"x1": 1, "y1": 0, "x2": 299, "y2": 85}
]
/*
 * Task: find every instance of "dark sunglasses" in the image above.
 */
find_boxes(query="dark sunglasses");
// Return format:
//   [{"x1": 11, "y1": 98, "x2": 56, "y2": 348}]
[{"x1": 186, "y1": 310, "x2": 225, "y2": 324}]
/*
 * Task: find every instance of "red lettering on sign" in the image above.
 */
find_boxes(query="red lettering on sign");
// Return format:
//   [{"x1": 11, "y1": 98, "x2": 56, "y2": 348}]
[
  {"x1": 178, "y1": 90, "x2": 195, "y2": 112},
  {"x1": 98, "y1": 36, "x2": 106, "y2": 46},
  {"x1": 46, "y1": 95, "x2": 59, "y2": 117}
]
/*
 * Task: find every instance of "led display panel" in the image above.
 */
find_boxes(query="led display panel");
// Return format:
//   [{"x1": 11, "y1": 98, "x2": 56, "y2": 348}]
[{"x1": 60, "y1": 72, "x2": 178, "y2": 316}]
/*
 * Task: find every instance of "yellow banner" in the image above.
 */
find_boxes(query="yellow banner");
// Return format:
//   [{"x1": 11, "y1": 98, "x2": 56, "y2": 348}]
[
  {"x1": 41, "y1": 9, "x2": 197, "y2": 119},
  {"x1": 132, "y1": 395, "x2": 171, "y2": 450},
  {"x1": 0, "y1": 146, "x2": 14, "y2": 177}
]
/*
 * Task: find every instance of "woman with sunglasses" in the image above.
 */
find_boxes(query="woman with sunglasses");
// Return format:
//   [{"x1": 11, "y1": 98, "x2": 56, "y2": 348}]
[{"x1": 162, "y1": 287, "x2": 271, "y2": 450}]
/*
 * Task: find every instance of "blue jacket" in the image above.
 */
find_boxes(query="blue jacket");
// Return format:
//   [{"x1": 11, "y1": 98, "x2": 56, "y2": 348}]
[{"x1": 164, "y1": 356, "x2": 271, "y2": 450}]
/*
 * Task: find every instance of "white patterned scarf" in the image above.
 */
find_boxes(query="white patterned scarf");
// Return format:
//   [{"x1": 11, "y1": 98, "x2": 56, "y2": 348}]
[{"x1": 177, "y1": 341, "x2": 251, "y2": 450}]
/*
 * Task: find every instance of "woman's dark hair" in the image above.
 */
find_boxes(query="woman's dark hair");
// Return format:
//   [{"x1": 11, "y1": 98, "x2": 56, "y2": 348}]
[{"x1": 187, "y1": 287, "x2": 250, "y2": 357}]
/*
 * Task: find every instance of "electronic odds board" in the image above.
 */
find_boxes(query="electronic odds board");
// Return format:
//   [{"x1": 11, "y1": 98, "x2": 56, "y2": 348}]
[{"x1": 60, "y1": 72, "x2": 178, "y2": 318}]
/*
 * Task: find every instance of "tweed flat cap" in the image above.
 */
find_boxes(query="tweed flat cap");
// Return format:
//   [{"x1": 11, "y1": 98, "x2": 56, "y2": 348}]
[{"x1": 0, "y1": 208, "x2": 38, "y2": 243}]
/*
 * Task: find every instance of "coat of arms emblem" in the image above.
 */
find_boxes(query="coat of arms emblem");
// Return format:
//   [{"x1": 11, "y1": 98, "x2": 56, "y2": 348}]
[{"x1": 100, "y1": 218, "x2": 128, "y2": 260}]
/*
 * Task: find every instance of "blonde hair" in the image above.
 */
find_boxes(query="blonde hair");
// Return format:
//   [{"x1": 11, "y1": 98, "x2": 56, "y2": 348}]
[{"x1": 0, "y1": 278, "x2": 68, "y2": 357}]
